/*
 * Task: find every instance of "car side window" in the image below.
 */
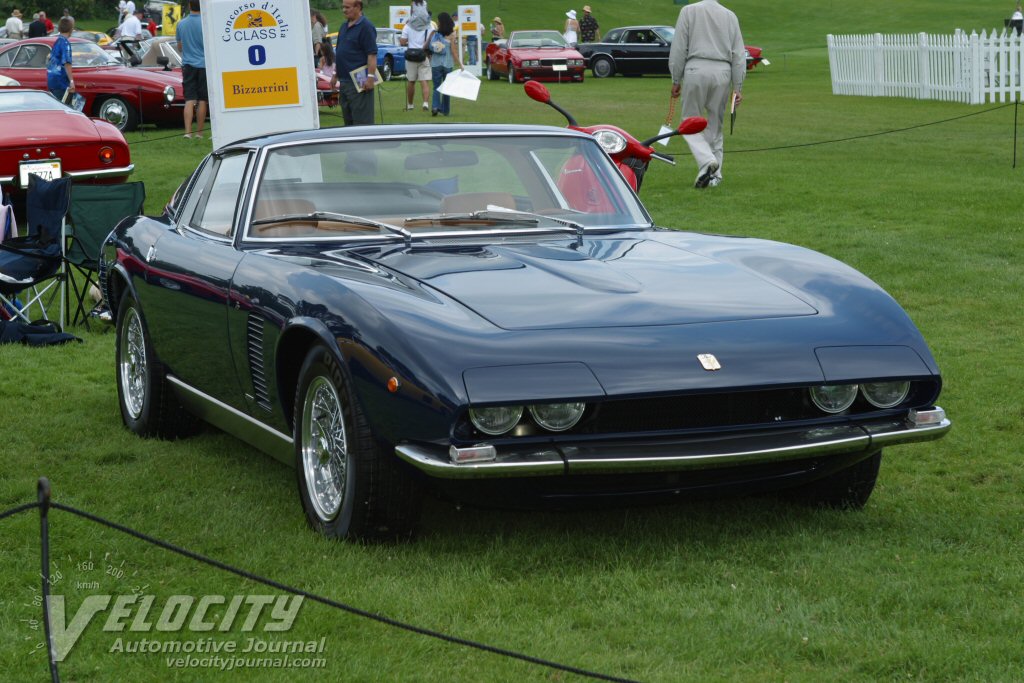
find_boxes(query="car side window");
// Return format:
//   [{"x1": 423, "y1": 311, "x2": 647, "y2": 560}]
[
  {"x1": 188, "y1": 153, "x2": 251, "y2": 237},
  {"x1": 0, "y1": 51, "x2": 13, "y2": 68},
  {"x1": 12, "y1": 45, "x2": 50, "y2": 68},
  {"x1": 605, "y1": 29, "x2": 622, "y2": 43},
  {"x1": 625, "y1": 30, "x2": 651, "y2": 44}
]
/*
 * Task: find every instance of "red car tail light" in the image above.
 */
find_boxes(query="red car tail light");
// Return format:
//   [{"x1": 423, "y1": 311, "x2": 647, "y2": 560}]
[{"x1": 99, "y1": 147, "x2": 115, "y2": 164}]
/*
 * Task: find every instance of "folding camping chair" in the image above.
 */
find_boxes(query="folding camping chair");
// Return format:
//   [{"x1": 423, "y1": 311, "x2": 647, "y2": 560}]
[
  {"x1": 65, "y1": 182, "x2": 146, "y2": 329},
  {"x1": 0, "y1": 175, "x2": 72, "y2": 329}
]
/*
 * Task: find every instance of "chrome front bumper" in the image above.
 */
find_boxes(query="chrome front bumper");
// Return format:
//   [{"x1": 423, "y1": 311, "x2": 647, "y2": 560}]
[{"x1": 395, "y1": 410, "x2": 951, "y2": 479}]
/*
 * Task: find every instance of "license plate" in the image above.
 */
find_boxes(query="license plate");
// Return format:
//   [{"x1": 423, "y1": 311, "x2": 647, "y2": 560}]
[
  {"x1": 19, "y1": 159, "x2": 62, "y2": 188},
  {"x1": 552, "y1": 64, "x2": 567, "y2": 71}
]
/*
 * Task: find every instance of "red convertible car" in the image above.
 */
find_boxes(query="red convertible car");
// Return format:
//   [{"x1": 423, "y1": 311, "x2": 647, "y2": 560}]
[
  {"x1": 486, "y1": 31, "x2": 585, "y2": 84},
  {"x1": 0, "y1": 89, "x2": 132, "y2": 195},
  {"x1": 0, "y1": 37, "x2": 183, "y2": 131}
]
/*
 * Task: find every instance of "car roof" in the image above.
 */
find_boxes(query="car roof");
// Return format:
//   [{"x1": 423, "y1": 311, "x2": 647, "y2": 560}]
[
  {"x1": 220, "y1": 123, "x2": 592, "y2": 152},
  {"x1": 607, "y1": 26, "x2": 672, "y2": 32}
]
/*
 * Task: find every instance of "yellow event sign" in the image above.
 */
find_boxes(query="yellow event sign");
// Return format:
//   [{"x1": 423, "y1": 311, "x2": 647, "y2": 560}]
[
  {"x1": 203, "y1": 0, "x2": 319, "y2": 148},
  {"x1": 222, "y1": 67, "x2": 300, "y2": 108}
]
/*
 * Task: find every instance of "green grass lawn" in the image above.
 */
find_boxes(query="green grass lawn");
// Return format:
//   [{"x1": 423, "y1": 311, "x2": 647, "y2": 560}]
[{"x1": 2, "y1": 2, "x2": 1023, "y2": 681}]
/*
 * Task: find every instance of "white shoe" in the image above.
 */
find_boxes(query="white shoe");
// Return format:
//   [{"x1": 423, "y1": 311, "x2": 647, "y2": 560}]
[
  {"x1": 405, "y1": 104, "x2": 414, "y2": 111},
  {"x1": 422, "y1": 101, "x2": 429, "y2": 110},
  {"x1": 694, "y1": 162, "x2": 719, "y2": 189}
]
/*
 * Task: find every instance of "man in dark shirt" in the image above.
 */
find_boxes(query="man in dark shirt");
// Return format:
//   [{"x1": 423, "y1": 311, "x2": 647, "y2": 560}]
[
  {"x1": 27, "y1": 12, "x2": 47, "y2": 37},
  {"x1": 580, "y1": 5, "x2": 600, "y2": 43},
  {"x1": 330, "y1": 0, "x2": 377, "y2": 126}
]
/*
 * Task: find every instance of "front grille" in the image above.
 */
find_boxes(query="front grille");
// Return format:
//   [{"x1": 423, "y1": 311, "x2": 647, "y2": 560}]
[
  {"x1": 541, "y1": 59, "x2": 568, "y2": 67},
  {"x1": 454, "y1": 381, "x2": 940, "y2": 441}
]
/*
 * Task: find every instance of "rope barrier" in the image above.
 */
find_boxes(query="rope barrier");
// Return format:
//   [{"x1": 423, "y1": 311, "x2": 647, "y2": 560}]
[
  {"x1": 0, "y1": 487, "x2": 640, "y2": 683},
  {"x1": 732, "y1": 102, "x2": 1014, "y2": 153},
  {"x1": 124, "y1": 101, "x2": 1015, "y2": 152}
]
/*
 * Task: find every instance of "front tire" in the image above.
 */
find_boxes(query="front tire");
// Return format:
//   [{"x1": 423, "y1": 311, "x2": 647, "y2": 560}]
[
  {"x1": 592, "y1": 56, "x2": 614, "y2": 78},
  {"x1": 785, "y1": 451, "x2": 883, "y2": 509},
  {"x1": 487, "y1": 61, "x2": 498, "y2": 80},
  {"x1": 507, "y1": 66, "x2": 516, "y2": 84},
  {"x1": 380, "y1": 56, "x2": 394, "y2": 82},
  {"x1": 115, "y1": 293, "x2": 196, "y2": 439},
  {"x1": 96, "y1": 96, "x2": 139, "y2": 132},
  {"x1": 293, "y1": 344, "x2": 421, "y2": 541}
]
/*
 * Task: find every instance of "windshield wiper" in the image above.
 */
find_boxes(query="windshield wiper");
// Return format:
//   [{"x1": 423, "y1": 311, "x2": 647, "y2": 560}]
[{"x1": 252, "y1": 211, "x2": 412, "y2": 244}]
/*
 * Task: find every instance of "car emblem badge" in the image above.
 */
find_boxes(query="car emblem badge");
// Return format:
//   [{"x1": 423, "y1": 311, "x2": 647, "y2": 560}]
[{"x1": 698, "y1": 353, "x2": 721, "y2": 371}]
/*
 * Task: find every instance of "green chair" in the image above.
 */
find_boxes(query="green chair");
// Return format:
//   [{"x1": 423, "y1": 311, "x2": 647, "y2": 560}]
[{"x1": 65, "y1": 182, "x2": 146, "y2": 329}]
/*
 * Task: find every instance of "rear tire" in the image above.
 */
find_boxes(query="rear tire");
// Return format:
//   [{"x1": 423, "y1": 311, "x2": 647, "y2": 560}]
[
  {"x1": 507, "y1": 66, "x2": 516, "y2": 84},
  {"x1": 785, "y1": 451, "x2": 883, "y2": 509},
  {"x1": 115, "y1": 293, "x2": 197, "y2": 439},
  {"x1": 293, "y1": 344, "x2": 421, "y2": 541}
]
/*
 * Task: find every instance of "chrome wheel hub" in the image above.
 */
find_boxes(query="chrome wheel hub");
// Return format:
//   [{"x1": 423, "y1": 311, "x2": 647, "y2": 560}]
[
  {"x1": 100, "y1": 99, "x2": 128, "y2": 128},
  {"x1": 301, "y1": 376, "x2": 347, "y2": 521},
  {"x1": 119, "y1": 307, "x2": 146, "y2": 419}
]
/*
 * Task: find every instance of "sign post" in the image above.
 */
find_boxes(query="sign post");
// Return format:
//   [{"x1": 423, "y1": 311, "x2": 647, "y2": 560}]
[
  {"x1": 456, "y1": 5, "x2": 482, "y2": 77},
  {"x1": 202, "y1": 0, "x2": 319, "y2": 149}
]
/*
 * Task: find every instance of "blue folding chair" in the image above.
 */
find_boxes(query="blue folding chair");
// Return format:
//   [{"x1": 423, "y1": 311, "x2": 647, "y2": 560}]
[{"x1": 0, "y1": 175, "x2": 72, "y2": 329}]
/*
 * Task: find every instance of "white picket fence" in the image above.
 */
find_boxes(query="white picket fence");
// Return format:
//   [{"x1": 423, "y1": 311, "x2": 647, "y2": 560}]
[{"x1": 828, "y1": 29, "x2": 1024, "y2": 104}]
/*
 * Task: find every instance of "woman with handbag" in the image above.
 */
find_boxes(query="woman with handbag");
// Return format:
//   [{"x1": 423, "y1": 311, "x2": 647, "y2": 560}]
[
  {"x1": 401, "y1": 21, "x2": 432, "y2": 111},
  {"x1": 429, "y1": 12, "x2": 462, "y2": 116}
]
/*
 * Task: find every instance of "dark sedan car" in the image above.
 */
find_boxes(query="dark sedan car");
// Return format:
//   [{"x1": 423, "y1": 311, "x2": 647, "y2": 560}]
[
  {"x1": 0, "y1": 37, "x2": 183, "y2": 131},
  {"x1": 578, "y1": 25, "x2": 767, "y2": 78},
  {"x1": 102, "y1": 124, "x2": 950, "y2": 541}
]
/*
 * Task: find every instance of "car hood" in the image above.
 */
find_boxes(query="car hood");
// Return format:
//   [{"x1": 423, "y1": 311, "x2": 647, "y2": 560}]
[
  {"x1": 369, "y1": 237, "x2": 817, "y2": 330},
  {"x1": 0, "y1": 110, "x2": 100, "y2": 146},
  {"x1": 509, "y1": 47, "x2": 583, "y2": 60}
]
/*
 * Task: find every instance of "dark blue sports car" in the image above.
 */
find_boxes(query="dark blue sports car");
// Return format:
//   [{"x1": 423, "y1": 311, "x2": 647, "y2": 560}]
[
  {"x1": 330, "y1": 27, "x2": 406, "y2": 82},
  {"x1": 102, "y1": 124, "x2": 950, "y2": 541}
]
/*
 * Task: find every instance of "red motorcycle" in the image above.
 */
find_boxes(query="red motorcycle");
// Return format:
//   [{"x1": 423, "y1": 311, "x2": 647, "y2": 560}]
[{"x1": 523, "y1": 81, "x2": 707, "y2": 192}]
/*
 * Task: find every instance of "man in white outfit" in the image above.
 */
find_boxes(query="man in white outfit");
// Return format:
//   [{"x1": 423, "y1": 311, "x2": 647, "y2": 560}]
[{"x1": 668, "y1": 0, "x2": 746, "y2": 189}]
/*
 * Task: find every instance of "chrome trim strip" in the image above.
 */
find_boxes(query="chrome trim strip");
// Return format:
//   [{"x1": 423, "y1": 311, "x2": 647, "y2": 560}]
[
  {"x1": 0, "y1": 175, "x2": 14, "y2": 184},
  {"x1": 394, "y1": 413, "x2": 952, "y2": 479},
  {"x1": 167, "y1": 375, "x2": 294, "y2": 465},
  {"x1": 66, "y1": 164, "x2": 135, "y2": 179}
]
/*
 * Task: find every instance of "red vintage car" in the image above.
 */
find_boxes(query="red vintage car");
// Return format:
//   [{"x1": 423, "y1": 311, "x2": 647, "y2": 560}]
[
  {"x1": 0, "y1": 89, "x2": 132, "y2": 195},
  {"x1": 485, "y1": 31, "x2": 585, "y2": 84},
  {"x1": 0, "y1": 37, "x2": 183, "y2": 132}
]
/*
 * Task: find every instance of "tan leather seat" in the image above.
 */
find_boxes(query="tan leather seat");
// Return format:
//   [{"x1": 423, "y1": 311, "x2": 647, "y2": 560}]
[{"x1": 439, "y1": 192, "x2": 516, "y2": 214}]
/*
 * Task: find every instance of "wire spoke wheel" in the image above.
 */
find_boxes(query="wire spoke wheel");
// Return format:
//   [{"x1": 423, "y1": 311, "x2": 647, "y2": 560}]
[
  {"x1": 301, "y1": 376, "x2": 348, "y2": 522},
  {"x1": 118, "y1": 306, "x2": 147, "y2": 420}
]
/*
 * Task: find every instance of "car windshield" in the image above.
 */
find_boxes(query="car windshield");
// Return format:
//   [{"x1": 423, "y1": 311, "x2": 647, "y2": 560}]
[
  {"x1": 509, "y1": 31, "x2": 569, "y2": 49},
  {"x1": 248, "y1": 133, "x2": 651, "y2": 242},
  {"x1": 136, "y1": 39, "x2": 181, "y2": 65},
  {"x1": 71, "y1": 42, "x2": 120, "y2": 67},
  {"x1": 0, "y1": 90, "x2": 71, "y2": 112},
  {"x1": 653, "y1": 26, "x2": 674, "y2": 42}
]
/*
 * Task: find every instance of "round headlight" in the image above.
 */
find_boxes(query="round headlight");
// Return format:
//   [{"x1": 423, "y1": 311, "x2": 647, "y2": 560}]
[
  {"x1": 593, "y1": 129, "x2": 627, "y2": 155},
  {"x1": 164, "y1": 85, "x2": 175, "y2": 103},
  {"x1": 861, "y1": 381, "x2": 910, "y2": 408},
  {"x1": 469, "y1": 405, "x2": 523, "y2": 436},
  {"x1": 809, "y1": 384, "x2": 858, "y2": 414},
  {"x1": 529, "y1": 402, "x2": 586, "y2": 432}
]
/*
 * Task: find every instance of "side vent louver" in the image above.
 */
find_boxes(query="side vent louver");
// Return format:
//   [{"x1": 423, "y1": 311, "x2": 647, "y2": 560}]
[{"x1": 247, "y1": 314, "x2": 272, "y2": 411}]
